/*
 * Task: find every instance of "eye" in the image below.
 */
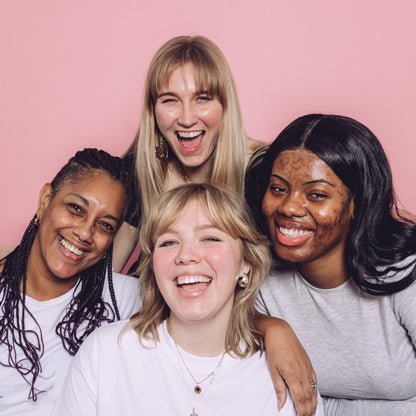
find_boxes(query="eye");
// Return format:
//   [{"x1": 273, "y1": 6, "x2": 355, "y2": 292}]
[
  {"x1": 68, "y1": 203, "x2": 83, "y2": 214},
  {"x1": 158, "y1": 95, "x2": 177, "y2": 104},
  {"x1": 269, "y1": 184, "x2": 287, "y2": 195},
  {"x1": 99, "y1": 221, "x2": 116, "y2": 233},
  {"x1": 308, "y1": 192, "x2": 329, "y2": 201},
  {"x1": 202, "y1": 236, "x2": 221, "y2": 243},
  {"x1": 196, "y1": 94, "x2": 211, "y2": 102},
  {"x1": 158, "y1": 239, "x2": 177, "y2": 248}
]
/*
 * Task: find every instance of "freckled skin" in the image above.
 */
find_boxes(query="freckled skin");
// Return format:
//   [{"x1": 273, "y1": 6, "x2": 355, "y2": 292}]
[{"x1": 262, "y1": 149, "x2": 355, "y2": 287}]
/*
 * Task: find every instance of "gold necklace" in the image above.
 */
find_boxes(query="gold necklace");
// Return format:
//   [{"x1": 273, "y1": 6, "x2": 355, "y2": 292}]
[
  {"x1": 176, "y1": 159, "x2": 191, "y2": 184},
  {"x1": 174, "y1": 341, "x2": 226, "y2": 395}
]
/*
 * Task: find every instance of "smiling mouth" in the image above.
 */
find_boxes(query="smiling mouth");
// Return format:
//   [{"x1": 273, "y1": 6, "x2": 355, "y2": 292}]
[
  {"x1": 276, "y1": 226, "x2": 314, "y2": 247},
  {"x1": 176, "y1": 131, "x2": 204, "y2": 150},
  {"x1": 279, "y1": 226, "x2": 314, "y2": 238},
  {"x1": 58, "y1": 236, "x2": 86, "y2": 257},
  {"x1": 175, "y1": 275, "x2": 212, "y2": 291}
]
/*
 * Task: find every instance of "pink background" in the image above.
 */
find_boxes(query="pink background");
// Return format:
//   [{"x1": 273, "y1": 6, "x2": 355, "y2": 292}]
[{"x1": 1, "y1": 1, "x2": 415, "y2": 245}]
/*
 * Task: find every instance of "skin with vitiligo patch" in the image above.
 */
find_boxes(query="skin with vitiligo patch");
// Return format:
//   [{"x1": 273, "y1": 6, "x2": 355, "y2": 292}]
[{"x1": 262, "y1": 149, "x2": 355, "y2": 289}]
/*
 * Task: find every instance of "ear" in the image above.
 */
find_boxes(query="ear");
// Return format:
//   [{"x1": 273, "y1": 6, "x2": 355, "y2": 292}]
[
  {"x1": 36, "y1": 183, "x2": 53, "y2": 220},
  {"x1": 241, "y1": 260, "x2": 251, "y2": 276}
]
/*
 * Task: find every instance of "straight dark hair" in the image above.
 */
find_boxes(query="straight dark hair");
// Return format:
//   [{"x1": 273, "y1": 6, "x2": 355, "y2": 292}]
[{"x1": 245, "y1": 114, "x2": 416, "y2": 295}]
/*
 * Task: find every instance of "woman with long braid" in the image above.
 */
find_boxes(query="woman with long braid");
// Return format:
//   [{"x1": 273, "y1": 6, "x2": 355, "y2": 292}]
[{"x1": 0, "y1": 148, "x2": 139, "y2": 415}]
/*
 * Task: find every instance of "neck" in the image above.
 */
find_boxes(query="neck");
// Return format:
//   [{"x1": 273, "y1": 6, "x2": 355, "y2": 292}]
[
  {"x1": 167, "y1": 157, "x2": 214, "y2": 187},
  {"x1": 167, "y1": 315, "x2": 228, "y2": 357},
  {"x1": 297, "y1": 248, "x2": 349, "y2": 289}
]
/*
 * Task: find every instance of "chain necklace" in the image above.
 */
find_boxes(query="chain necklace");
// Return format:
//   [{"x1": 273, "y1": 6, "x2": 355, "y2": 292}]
[
  {"x1": 176, "y1": 159, "x2": 191, "y2": 184},
  {"x1": 174, "y1": 341, "x2": 226, "y2": 395}
]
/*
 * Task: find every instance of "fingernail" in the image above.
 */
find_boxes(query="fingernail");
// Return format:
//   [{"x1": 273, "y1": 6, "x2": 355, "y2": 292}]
[{"x1": 277, "y1": 399, "x2": 282, "y2": 411}]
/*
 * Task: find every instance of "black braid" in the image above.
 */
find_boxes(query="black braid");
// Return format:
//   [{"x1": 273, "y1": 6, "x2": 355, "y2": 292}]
[
  {"x1": 0, "y1": 148, "x2": 129, "y2": 400},
  {"x1": 0, "y1": 217, "x2": 44, "y2": 400}
]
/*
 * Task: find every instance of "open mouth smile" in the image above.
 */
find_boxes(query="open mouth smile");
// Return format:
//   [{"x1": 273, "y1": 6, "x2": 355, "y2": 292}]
[
  {"x1": 176, "y1": 131, "x2": 204, "y2": 152},
  {"x1": 175, "y1": 275, "x2": 212, "y2": 291},
  {"x1": 276, "y1": 225, "x2": 314, "y2": 246},
  {"x1": 58, "y1": 235, "x2": 86, "y2": 257}
]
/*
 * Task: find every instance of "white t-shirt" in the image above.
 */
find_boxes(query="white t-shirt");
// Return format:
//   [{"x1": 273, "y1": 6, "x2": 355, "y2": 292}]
[
  {"x1": 54, "y1": 320, "x2": 325, "y2": 416},
  {"x1": 0, "y1": 272, "x2": 139, "y2": 416}
]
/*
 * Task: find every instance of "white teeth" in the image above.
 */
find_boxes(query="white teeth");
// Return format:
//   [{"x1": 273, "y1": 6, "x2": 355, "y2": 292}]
[
  {"x1": 59, "y1": 236, "x2": 85, "y2": 256},
  {"x1": 177, "y1": 276, "x2": 212, "y2": 286},
  {"x1": 279, "y1": 227, "x2": 313, "y2": 238},
  {"x1": 177, "y1": 131, "x2": 203, "y2": 139}
]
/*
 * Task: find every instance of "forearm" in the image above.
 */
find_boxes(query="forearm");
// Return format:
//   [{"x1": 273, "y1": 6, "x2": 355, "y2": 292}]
[
  {"x1": 254, "y1": 311, "x2": 318, "y2": 416},
  {"x1": 112, "y1": 222, "x2": 139, "y2": 273}
]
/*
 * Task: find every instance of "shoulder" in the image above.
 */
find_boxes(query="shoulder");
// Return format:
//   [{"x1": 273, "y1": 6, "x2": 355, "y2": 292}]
[
  {"x1": 264, "y1": 262, "x2": 298, "y2": 285},
  {"x1": 104, "y1": 272, "x2": 140, "y2": 318},
  {"x1": 111, "y1": 271, "x2": 139, "y2": 291},
  {"x1": 245, "y1": 138, "x2": 267, "y2": 159}
]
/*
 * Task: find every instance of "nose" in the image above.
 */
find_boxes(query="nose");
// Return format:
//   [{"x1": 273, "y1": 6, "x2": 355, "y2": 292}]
[
  {"x1": 175, "y1": 242, "x2": 201, "y2": 265},
  {"x1": 278, "y1": 192, "x2": 307, "y2": 218},
  {"x1": 177, "y1": 101, "x2": 198, "y2": 127},
  {"x1": 73, "y1": 219, "x2": 94, "y2": 243}
]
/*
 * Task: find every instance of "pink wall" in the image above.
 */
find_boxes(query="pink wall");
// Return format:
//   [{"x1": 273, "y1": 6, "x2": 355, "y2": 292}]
[{"x1": 1, "y1": 1, "x2": 415, "y2": 244}]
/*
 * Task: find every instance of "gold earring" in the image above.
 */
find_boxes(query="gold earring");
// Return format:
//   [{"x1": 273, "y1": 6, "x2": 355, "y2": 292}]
[
  {"x1": 155, "y1": 138, "x2": 168, "y2": 160},
  {"x1": 34, "y1": 216, "x2": 41, "y2": 226}
]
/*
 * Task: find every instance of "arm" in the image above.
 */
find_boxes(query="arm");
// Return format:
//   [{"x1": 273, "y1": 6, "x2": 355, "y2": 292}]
[
  {"x1": 254, "y1": 312, "x2": 318, "y2": 416},
  {"x1": 112, "y1": 222, "x2": 139, "y2": 273},
  {"x1": 0, "y1": 246, "x2": 14, "y2": 260}
]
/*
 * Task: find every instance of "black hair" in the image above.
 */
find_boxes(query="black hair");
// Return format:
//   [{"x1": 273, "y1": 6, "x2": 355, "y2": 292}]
[
  {"x1": 245, "y1": 114, "x2": 416, "y2": 295},
  {"x1": 0, "y1": 148, "x2": 128, "y2": 400}
]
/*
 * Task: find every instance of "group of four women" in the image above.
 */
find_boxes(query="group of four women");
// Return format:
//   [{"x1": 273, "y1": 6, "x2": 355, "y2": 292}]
[{"x1": 1, "y1": 35, "x2": 415, "y2": 416}]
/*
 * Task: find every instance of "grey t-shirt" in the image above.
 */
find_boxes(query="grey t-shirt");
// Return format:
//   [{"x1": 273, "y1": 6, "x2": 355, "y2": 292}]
[{"x1": 256, "y1": 261, "x2": 416, "y2": 415}]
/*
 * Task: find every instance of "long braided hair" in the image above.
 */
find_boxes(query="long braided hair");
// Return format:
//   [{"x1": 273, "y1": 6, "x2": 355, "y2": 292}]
[{"x1": 0, "y1": 148, "x2": 129, "y2": 400}]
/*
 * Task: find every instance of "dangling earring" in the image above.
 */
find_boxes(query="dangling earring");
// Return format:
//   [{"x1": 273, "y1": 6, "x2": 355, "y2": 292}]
[
  {"x1": 237, "y1": 273, "x2": 249, "y2": 288},
  {"x1": 34, "y1": 216, "x2": 41, "y2": 226},
  {"x1": 155, "y1": 138, "x2": 169, "y2": 160}
]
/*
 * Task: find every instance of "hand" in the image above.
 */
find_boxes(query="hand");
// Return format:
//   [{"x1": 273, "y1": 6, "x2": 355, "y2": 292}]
[{"x1": 256, "y1": 314, "x2": 318, "y2": 415}]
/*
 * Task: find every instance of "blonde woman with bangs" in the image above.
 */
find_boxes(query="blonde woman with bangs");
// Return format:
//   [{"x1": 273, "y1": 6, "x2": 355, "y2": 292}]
[
  {"x1": 113, "y1": 35, "x2": 262, "y2": 272},
  {"x1": 55, "y1": 184, "x2": 325, "y2": 416}
]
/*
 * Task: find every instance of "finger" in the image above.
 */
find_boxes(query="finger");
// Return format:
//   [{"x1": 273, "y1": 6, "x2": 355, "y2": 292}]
[{"x1": 269, "y1": 369, "x2": 287, "y2": 411}]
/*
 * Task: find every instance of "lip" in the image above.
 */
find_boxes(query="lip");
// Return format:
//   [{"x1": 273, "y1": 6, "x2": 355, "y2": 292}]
[
  {"x1": 176, "y1": 131, "x2": 204, "y2": 154},
  {"x1": 174, "y1": 274, "x2": 212, "y2": 297},
  {"x1": 275, "y1": 223, "x2": 314, "y2": 247},
  {"x1": 58, "y1": 235, "x2": 88, "y2": 260}
]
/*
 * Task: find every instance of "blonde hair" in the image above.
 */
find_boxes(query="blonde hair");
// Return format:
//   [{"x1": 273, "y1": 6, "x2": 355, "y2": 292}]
[
  {"x1": 124, "y1": 184, "x2": 271, "y2": 357},
  {"x1": 129, "y1": 36, "x2": 248, "y2": 224}
]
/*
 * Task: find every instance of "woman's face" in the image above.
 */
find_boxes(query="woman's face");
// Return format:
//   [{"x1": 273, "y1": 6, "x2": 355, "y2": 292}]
[
  {"x1": 154, "y1": 63, "x2": 223, "y2": 172},
  {"x1": 153, "y1": 199, "x2": 249, "y2": 328},
  {"x1": 31, "y1": 171, "x2": 125, "y2": 283},
  {"x1": 262, "y1": 149, "x2": 354, "y2": 270}
]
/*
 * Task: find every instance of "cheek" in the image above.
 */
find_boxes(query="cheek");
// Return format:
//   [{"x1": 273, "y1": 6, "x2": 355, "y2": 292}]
[
  {"x1": 152, "y1": 251, "x2": 173, "y2": 277},
  {"x1": 262, "y1": 194, "x2": 277, "y2": 220},
  {"x1": 202, "y1": 105, "x2": 223, "y2": 129},
  {"x1": 154, "y1": 106, "x2": 174, "y2": 131},
  {"x1": 314, "y1": 206, "x2": 351, "y2": 239}
]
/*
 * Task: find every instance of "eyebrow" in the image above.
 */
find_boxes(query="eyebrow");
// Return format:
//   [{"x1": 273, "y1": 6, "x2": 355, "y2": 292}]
[
  {"x1": 160, "y1": 223, "x2": 220, "y2": 236},
  {"x1": 156, "y1": 89, "x2": 210, "y2": 99},
  {"x1": 69, "y1": 193, "x2": 121, "y2": 223},
  {"x1": 156, "y1": 92, "x2": 177, "y2": 99},
  {"x1": 270, "y1": 174, "x2": 335, "y2": 188}
]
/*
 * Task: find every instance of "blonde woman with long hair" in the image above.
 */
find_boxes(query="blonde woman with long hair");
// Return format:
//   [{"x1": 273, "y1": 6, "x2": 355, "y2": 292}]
[{"x1": 113, "y1": 35, "x2": 263, "y2": 272}]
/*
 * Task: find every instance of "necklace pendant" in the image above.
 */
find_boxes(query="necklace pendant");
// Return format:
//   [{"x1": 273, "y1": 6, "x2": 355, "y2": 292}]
[
  {"x1": 194, "y1": 385, "x2": 202, "y2": 394},
  {"x1": 190, "y1": 409, "x2": 198, "y2": 416}
]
